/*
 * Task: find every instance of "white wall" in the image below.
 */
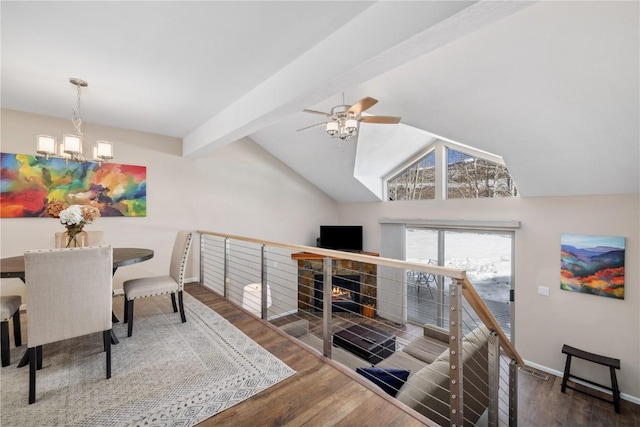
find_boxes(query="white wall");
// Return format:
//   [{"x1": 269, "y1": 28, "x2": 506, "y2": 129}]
[
  {"x1": 337, "y1": 195, "x2": 640, "y2": 401},
  {"x1": 1, "y1": 109, "x2": 338, "y2": 297}
]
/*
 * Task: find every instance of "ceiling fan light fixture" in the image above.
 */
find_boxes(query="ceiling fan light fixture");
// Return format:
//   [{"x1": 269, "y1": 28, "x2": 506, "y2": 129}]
[
  {"x1": 345, "y1": 118, "x2": 358, "y2": 134},
  {"x1": 326, "y1": 121, "x2": 339, "y2": 136},
  {"x1": 300, "y1": 96, "x2": 399, "y2": 144}
]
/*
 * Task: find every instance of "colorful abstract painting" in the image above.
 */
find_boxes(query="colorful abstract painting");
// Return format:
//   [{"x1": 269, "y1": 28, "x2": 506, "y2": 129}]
[
  {"x1": 560, "y1": 234, "x2": 625, "y2": 299},
  {"x1": 1, "y1": 153, "x2": 146, "y2": 217}
]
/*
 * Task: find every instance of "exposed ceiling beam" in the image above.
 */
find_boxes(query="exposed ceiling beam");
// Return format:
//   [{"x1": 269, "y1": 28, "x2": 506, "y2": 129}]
[{"x1": 183, "y1": 1, "x2": 533, "y2": 158}]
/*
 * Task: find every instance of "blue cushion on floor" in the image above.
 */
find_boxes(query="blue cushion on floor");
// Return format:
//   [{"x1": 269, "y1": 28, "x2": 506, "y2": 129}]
[{"x1": 356, "y1": 367, "x2": 410, "y2": 397}]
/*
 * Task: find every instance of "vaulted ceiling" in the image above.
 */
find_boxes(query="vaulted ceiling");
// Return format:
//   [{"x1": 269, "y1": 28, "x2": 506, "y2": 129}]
[{"x1": 2, "y1": 1, "x2": 638, "y2": 202}]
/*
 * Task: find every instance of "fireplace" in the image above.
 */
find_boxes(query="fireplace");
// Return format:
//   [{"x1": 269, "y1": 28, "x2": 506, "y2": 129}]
[{"x1": 313, "y1": 274, "x2": 361, "y2": 313}]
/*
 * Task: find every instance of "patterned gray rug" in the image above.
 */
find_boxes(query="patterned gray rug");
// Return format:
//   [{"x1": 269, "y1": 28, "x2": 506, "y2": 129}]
[{"x1": 1, "y1": 292, "x2": 296, "y2": 426}]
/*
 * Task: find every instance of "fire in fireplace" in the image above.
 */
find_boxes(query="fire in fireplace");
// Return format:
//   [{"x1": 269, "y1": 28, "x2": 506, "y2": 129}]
[{"x1": 313, "y1": 275, "x2": 361, "y2": 313}]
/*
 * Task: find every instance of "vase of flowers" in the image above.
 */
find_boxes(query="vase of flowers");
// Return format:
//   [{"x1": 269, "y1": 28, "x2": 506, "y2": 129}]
[{"x1": 47, "y1": 202, "x2": 101, "y2": 247}]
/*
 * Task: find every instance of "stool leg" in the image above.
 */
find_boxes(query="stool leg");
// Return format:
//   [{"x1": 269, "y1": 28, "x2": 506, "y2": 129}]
[
  {"x1": 610, "y1": 367, "x2": 620, "y2": 413},
  {"x1": 561, "y1": 354, "x2": 572, "y2": 393}
]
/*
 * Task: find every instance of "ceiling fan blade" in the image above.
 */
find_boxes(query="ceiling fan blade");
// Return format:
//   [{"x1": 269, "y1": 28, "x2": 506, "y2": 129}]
[
  {"x1": 303, "y1": 109, "x2": 331, "y2": 117},
  {"x1": 360, "y1": 115, "x2": 401, "y2": 124},
  {"x1": 296, "y1": 122, "x2": 327, "y2": 132},
  {"x1": 348, "y1": 97, "x2": 378, "y2": 114}
]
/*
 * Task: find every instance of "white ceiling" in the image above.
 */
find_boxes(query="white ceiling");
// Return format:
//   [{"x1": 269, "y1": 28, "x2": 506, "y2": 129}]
[{"x1": 2, "y1": 1, "x2": 638, "y2": 202}]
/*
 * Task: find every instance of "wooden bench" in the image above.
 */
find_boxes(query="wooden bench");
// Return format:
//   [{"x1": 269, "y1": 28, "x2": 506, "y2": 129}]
[{"x1": 561, "y1": 344, "x2": 621, "y2": 413}]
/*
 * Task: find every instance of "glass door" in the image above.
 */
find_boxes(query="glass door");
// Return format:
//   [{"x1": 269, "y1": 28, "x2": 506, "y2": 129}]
[{"x1": 406, "y1": 227, "x2": 514, "y2": 338}]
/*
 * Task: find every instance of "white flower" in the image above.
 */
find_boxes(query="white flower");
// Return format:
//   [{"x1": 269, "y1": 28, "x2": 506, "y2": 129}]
[{"x1": 59, "y1": 205, "x2": 84, "y2": 226}]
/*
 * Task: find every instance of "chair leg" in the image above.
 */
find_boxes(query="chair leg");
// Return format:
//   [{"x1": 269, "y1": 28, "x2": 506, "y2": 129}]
[
  {"x1": 123, "y1": 295, "x2": 128, "y2": 323},
  {"x1": 36, "y1": 345, "x2": 42, "y2": 370},
  {"x1": 178, "y1": 291, "x2": 186, "y2": 323},
  {"x1": 171, "y1": 293, "x2": 178, "y2": 313},
  {"x1": 28, "y1": 347, "x2": 37, "y2": 404},
  {"x1": 103, "y1": 330, "x2": 111, "y2": 379},
  {"x1": 1, "y1": 321, "x2": 9, "y2": 367},
  {"x1": 126, "y1": 299, "x2": 134, "y2": 337},
  {"x1": 12, "y1": 310, "x2": 21, "y2": 347}
]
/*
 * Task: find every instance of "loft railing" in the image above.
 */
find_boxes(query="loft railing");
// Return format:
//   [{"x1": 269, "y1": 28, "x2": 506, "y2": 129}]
[{"x1": 198, "y1": 230, "x2": 525, "y2": 427}]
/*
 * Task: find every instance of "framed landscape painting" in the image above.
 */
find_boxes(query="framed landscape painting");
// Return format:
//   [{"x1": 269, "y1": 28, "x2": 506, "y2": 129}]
[
  {"x1": 1, "y1": 153, "x2": 146, "y2": 217},
  {"x1": 560, "y1": 233, "x2": 625, "y2": 299}
]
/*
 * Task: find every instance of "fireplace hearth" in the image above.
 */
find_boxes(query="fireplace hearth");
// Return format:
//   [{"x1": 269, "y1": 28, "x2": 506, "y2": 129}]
[{"x1": 313, "y1": 274, "x2": 361, "y2": 313}]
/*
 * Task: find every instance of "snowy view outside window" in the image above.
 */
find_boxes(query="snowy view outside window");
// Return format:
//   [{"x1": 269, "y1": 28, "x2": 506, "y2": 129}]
[
  {"x1": 406, "y1": 228, "x2": 513, "y2": 336},
  {"x1": 387, "y1": 151, "x2": 435, "y2": 201},
  {"x1": 447, "y1": 149, "x2": 518, "y2": 199},
  {"x1": 386, "y1": 142, "x2": 518, "y2": 201}
]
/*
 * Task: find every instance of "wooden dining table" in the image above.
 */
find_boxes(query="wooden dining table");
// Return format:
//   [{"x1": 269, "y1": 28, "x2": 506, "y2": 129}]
[
  {"x1": 1, "y1": 247, "x2": 154, "y2": 281},
  {"x1": 0, "y1": 247, "x2": 154, "y2": 367}
]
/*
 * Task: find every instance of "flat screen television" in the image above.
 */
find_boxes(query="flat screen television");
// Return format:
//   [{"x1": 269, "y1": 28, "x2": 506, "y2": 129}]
[{"x1": 319, "y1": 225, "x2": 363, "y2": 251}]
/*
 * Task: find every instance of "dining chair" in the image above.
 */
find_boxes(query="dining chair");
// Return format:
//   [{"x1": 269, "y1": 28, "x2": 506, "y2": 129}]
[
  {"x1": 1, "y1": 295, "x2": 22, "y2": 367},
  {"x1": 54, "y1": 230, "x2": 105, "y2": 248},
  {"x1": 24, "y1": 246, "x2": 113, "y2": 404},
  {"x1": 123, "y1": 231, "x2": 193, "y2": 337}
]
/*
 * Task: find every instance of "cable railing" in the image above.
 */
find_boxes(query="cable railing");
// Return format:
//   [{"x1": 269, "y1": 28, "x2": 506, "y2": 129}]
[{"x1": 199, "y1": 230, "x2": 524, "y2": 427}]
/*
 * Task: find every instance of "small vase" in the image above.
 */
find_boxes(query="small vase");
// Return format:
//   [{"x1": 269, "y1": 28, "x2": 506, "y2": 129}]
[{"x1": 64, "y1": 225, "x2": 87, "y2": 248}]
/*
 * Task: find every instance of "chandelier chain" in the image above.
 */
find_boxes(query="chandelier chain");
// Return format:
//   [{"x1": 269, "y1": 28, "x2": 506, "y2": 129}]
[{"x1": 72, "y1": 83, "x2": 84, "y2": 139}]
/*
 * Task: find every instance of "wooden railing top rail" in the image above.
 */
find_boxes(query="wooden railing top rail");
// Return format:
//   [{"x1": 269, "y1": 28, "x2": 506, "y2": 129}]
[
  {"x1": 199, "y1": 230, "x2": 466, "y2": 279},
  {"x1": 199, "y1": 229, "x2": 525, "y2": 366},
  {"x1": 462, "y1": 277, "x2": 525, "y2": 366}
]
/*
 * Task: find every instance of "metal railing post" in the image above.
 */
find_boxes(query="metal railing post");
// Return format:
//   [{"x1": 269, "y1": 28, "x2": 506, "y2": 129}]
[
  {"x1": 322, "y1": 256, "x2": 332, "y2": 358},
  {"x1": 488, "y1": 330, "x2": 500, "y2": 427},
  {"x1": 199, "y1": 233, "x2": 204, "y2": 285},
  {"x1": 449, "y1": 278, "x2": 464, "y2": 427},
  {"x1": 261, "y1": 244, "x2": 268, "y2": 320},
  {"x1": 509, "y1": 359, "x2": 519, "y2": 426},
  {"x1": 223, "y1": 238, "x2": 230, "y2": 299}
]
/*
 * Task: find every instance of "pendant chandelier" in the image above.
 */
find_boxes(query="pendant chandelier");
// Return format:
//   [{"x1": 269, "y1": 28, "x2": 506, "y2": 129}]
[{"x1": 36, "y1": 78, "x2": 113, "y2": 163}]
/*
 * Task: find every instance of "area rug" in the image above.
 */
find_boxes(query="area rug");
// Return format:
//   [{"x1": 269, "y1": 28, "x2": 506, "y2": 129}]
[{"x1": 0, "y1": 292, "x2": 296, "y2": 426}]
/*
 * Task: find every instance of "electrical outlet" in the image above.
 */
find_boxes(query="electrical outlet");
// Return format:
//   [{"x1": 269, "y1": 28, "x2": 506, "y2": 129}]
[{"x1": 538, "y1": 286, "x2": 550, "y2": 296}]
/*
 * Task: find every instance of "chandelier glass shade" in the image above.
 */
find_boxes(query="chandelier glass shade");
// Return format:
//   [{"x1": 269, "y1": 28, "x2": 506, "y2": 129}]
[{"x1": 36, "y1": 78, "x2": 113, "y2": 163}]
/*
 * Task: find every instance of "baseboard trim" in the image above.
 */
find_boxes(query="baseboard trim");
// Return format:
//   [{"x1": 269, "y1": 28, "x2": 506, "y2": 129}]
[{"x1": 524, "y1": 360, "x2": 640, "y2": 405}]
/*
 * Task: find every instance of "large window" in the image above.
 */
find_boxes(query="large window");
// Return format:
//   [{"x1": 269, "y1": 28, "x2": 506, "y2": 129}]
[
  {"x1": 386, "y1": 141, "x2": 518, "y2": 201},
  {"x1": 387, "y1": 151, "x2": 435, "y2": 201}
]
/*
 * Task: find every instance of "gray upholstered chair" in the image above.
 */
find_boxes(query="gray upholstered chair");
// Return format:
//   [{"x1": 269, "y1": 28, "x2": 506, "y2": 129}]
[
  {"x1": 24, "y1": 246, "x2": 113, "y2": 404},
  {"x1": 1, "y1": 295, "x2": 22, "y2": 367},
  {"x1": 55, "y1": 230, "x2": 105, "y2": 248},
  {"x1": 123, "y1": 231, "x2": 193, "y2": 337}
]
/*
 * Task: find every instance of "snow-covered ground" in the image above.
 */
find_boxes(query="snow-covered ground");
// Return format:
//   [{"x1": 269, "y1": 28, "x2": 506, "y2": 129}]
[{"x1": 406, "y1": 229, "x2": 512, "y2": 303}]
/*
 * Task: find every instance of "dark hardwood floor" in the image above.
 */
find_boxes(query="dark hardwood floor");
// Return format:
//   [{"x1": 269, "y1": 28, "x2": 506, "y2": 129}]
[
  {"x1": 185, "y1": 283, "x2": 640, "y2": 426},
  {"x1": 185, "y1": 283, "x2": 434, "y2": 427}
]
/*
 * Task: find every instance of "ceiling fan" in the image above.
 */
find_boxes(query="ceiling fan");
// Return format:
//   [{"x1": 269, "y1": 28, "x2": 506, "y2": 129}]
[{"x1": 297, "y1": 95, "x2": 401, "y2": 141}]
